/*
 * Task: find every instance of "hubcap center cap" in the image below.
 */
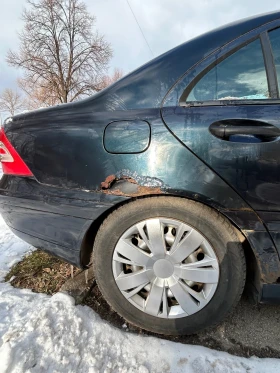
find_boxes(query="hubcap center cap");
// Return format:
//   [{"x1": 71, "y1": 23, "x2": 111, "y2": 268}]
[{"x1": 153, "y1": 259, "x2": 174, "y2": 279}]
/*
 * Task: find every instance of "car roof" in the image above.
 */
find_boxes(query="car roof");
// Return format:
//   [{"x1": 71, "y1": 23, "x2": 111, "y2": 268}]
[
  {"x1": 13, "y1": 10, "x2": 280, "y2": 121},
  {"x1": 157, "y1": 10, "x2": 280, "y2": 78},
  {"x1": 92, "y1": 10, "x2": 280, "y2": 110}
]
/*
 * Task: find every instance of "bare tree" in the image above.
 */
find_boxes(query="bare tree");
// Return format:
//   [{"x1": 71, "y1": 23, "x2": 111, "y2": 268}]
[
  {"x1": 19, "y1": 68, "x2": 123, "y2": 110},
  {"x1": 99, "y1": 68, "x2": 124, "y2": 90},
  {"x1": 0, "y1": 89, "x2": 26, "y2": 116},
  {"x1": 7, "y1": 0, "x2": 113, "y2": 104},
  {"x1": 19, "y1": 78, "x2": 61, "y2": 109}
]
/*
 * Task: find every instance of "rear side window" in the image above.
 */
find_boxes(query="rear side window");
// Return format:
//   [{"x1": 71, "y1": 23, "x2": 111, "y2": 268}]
[
  {"x1": 186, "y1": 38, "x2": 269, "y2": 102},
  {"x1": 269, "y1": 28, "x2": 280, "y2": 94}
]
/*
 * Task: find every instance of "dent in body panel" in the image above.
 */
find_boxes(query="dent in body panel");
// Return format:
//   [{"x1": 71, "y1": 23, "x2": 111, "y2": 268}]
[{"x1": 0, "y1": 176, "x2": 128, "y2": 220}]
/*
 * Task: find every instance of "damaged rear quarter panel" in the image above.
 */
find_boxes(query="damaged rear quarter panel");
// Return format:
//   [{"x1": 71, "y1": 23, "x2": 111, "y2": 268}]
[
  {"x1": 8, "y1": 108, "x2": 252, "y2": 211},
  {"x1": 5, "y1": 108, "x2": 280, "y2": 285}
]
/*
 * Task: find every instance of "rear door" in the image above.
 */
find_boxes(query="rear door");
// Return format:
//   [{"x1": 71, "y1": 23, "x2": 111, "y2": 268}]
[{"x1": 162, "y1": 26, "x2": 280, "y2": 216}]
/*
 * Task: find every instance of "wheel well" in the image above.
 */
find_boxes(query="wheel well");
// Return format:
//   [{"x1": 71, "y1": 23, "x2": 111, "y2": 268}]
[
  {"x1": 79, "y1": 194, "x2": 260, "y2": 293},
  {"x1": 80, "y1": 198, "x2": 129, "y2": 267},
  {"x1": 229, "y1": 222, "x2": 261, "y2": 300}
]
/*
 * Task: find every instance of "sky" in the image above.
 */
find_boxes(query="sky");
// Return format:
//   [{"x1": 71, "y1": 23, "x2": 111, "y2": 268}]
[{"x1": 0, "y1": 0, "x2": 280, "y2": 95}]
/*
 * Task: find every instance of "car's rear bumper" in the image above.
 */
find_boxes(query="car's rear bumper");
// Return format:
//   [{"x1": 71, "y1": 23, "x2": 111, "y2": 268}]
[
  {"x1": 1, "y1": 203, "x2": 93, "y2": 266},
  {"x1": 0, "y1": 175, "x2": 127, "y2": 267}
]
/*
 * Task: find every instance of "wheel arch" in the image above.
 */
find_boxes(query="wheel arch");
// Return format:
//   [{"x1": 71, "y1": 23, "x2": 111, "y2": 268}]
[{"x1": 79, "y1": 194, "x2": 261, "y2": 294}]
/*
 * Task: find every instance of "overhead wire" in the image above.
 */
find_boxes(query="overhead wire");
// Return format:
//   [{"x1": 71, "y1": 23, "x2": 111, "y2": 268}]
[{"x1": 125, "y1": 0, "x2": 154, "y2": 57}]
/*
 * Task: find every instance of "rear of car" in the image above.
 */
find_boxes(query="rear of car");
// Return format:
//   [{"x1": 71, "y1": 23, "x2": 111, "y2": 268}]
[
  {"x1": 2, "y1": 11, "x2": 280, "y2": 336},
  {"x1": 0, "y1": 115, "x2": 247, "y2": 336},
  {"x1": 0, "y1": 118, "x2": 98, "y2": 266}
]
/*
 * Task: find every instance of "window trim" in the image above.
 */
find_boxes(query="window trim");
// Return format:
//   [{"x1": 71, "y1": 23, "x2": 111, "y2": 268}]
[
  {"x1": 179, "y1": 30, "x2": 279, "y2": 107},
  {"x1": 260, "y1": 31, "x2": 279, "y2": 98},
  {"x1": 181, "y1": 99, "x2": 280, "y2": 107}
]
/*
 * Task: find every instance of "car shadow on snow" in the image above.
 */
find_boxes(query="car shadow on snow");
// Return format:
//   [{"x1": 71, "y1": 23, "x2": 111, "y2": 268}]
[{"x1": 85, "y1": 283, "x2": 280, "y2": 359}]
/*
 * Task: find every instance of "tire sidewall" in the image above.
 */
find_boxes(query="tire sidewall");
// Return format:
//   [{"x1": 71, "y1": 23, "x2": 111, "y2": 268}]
[{"x1": 94, "y1": 197, "x2": 244, "y2": 335}]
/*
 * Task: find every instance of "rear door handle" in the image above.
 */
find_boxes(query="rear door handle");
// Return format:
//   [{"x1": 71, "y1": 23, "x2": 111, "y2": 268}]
[{"x1": 209, "y1": 119, "x2": 280, "y2": 141}]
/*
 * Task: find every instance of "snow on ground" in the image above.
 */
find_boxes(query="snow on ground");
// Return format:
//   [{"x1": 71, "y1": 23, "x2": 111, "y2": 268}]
[{"x1": 0, "y1": 218, "x2": 280, "y2": 372}]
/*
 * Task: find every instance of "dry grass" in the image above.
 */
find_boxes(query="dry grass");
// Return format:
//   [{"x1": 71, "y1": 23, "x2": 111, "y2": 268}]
[{"x1": 5, "y1": 250, "x2": 80, "y2": 295}]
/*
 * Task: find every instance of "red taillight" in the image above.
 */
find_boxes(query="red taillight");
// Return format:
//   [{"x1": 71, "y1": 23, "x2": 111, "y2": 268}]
[{"x1": 0, "y1": 128, "x2": 33, "y2": 177}]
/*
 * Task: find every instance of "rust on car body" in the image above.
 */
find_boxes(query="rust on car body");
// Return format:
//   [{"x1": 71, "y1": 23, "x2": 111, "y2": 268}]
[
  {"x1": 242, "y1": 229, "x2": 280, "y2": 284},
  {"x1": 100, "y1": 173, "x2": 165, "y2": 197},
  {"x1": 101, "y1": 175, "x2": 117, "y2": 189}
]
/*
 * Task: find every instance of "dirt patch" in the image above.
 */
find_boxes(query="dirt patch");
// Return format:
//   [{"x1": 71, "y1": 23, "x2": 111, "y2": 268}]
[
  {"x1": 84, "y1": 286, "x2": 280, "y2": 359},
  {"x1": 5, "y1": 250, "x2": 80, "y2": 295}
]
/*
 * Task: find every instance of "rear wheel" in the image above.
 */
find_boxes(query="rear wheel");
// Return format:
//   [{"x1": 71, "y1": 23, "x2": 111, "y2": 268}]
[{"x1": 93, "y1": 197, "x2": 246, "y2": 335}]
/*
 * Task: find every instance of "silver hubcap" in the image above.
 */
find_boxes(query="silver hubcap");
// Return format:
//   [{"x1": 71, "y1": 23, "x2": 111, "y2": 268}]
[{"x1": 112, "y1": 218, "x2": 219, "y2": 319}]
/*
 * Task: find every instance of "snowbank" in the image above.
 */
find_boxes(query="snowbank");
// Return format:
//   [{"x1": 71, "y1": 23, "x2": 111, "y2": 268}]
[{"x1": 0, "y1": 216, "x2": 279, "y2": 372}]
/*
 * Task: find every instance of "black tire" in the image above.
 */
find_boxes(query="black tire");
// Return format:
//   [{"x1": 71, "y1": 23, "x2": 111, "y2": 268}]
[{"x1": 93, "y1": 196, "x2": 246, "y2": 335}]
